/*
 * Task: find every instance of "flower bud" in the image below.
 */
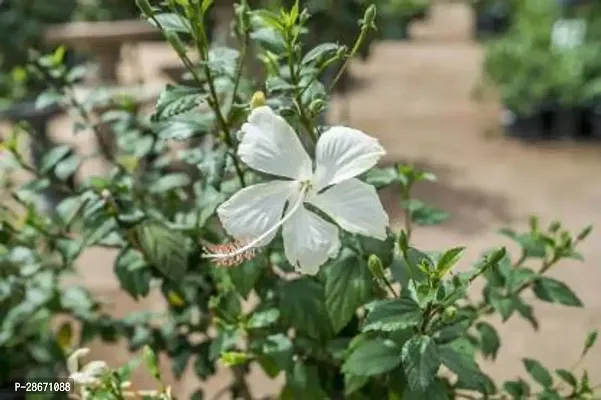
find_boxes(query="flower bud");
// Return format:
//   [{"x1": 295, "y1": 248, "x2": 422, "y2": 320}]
[
  {"x1": 442, "y1": 306, "x2": 457, "y2": 323},
  {"x1": 577, "y1": 225, "x2": 593, "y2": 241},
  {"x1": 367, "y1": 254, "x2": 385, "y2": 281},
  {"x1": 362, "y1": 5, "x2": 377, "y2": 29},
  {"x1": 309, "y1": 99, "x2": 326, "y2": 115},
  {"x1": 100, "y1": 189, "x2": 111, "y2": 200},
  {"x1": 250, "y1": 91, "x2": 267, "y2": 109}
]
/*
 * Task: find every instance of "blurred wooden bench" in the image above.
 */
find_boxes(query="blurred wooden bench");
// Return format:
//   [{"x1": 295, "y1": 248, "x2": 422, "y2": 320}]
[{"x1": 44, "y1": 20, "x2": 162, "y2": 83}]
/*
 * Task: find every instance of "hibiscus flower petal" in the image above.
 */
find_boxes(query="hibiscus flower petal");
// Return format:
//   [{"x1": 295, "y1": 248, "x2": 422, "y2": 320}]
[
  {"x1": 217, "y1": 180, "x2": 300, "y2": 246},
  {"x1": 308, "y1": 178, "x2": 389, "y2": 240},
  {"x1": 313, "y1": 126, "x2": 385, "y2": 190},
  {"x1": 238, "y1": 106, "x2": 312, "y2": 180},
  {"x1": 282, "y1": 205, "x2": 340, "y2": 275}
]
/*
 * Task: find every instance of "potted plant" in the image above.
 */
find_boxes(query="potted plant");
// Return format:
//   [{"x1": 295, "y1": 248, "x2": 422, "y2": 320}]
[{"x1": 471, "y1": 0, "x2": 515, "y2": 40}]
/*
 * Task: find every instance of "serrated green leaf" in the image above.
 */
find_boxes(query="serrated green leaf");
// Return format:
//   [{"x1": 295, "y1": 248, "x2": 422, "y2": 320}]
[
  {"x1": 325, "y1": 251, "x2": 373, "y2": 333},
  {"x1": 362, "y1": 297, "x2": 422, "y2": 332},
  {"x1": 135, "y1": 222, "x2": 189, "y2": 281},
  {"x1": 532, "y1": 277, "x2": 583, "y2": 307},
  {"x1": 154, "y1": 85, "x2": 206, "y2": 121},
  {"x1": 523, "y1": 358, "x2": 553, "y2": 388},
  {"x1": 401, "y1": 335, "x2": 441, "y2": 392},
  {"x1": 475, "y1": 322, "x2": 500, "y2": 360},
  {"x1": 439, "y1": 339, "x2": 492, "y2": 393},
  {"x1": 555, "y1": 369, "x2": 577, "y2": 387},
  {"x1": 343, "y1": 338, "x2": 403, "y2": 377},
  {"x1": 279, "y1": 277, "x2": 332, "y2": 340},
  {"x1": 302, "y1": 42, "x2": 341, "y2": 65}
]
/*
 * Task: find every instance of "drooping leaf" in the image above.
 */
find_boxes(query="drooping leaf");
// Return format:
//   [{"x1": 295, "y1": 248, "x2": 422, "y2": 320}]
[
  {"x1": 532, "y1": 277, "x2": 583, "y2": 307},
  {"x1": 343, "y1": 338, "x2": 403, "y2": 377},
  {"x1": 325, "y1": 251, "x2": 373, "y2": 333},
  {"x1": 475, "y1": 322, "x2": 501, "y2": 360},
  {"x1": 555, "y1": 369, "x2": 577, "y2": 388},
  {"x1": 523, "y1": 358, "x2": 553, "y2": 388},
  {"x1": 302, "y1": 42, "x2": 342, "y2": 65},
  {"x1": 401, "y1": 335, "x2": 441, "y2": 392},
  {"x1": 115, "y1": 248, "x2": 152, "y2": 300},
  {"x1": 362, "y1": 297, "x2": 422, "y2": 332},
  {"x1": 40, "y1": 145, "x2": 71, "y2": 174},
  {"x1": 135, "y1": 222, "x2": 189, "y2": 281}
]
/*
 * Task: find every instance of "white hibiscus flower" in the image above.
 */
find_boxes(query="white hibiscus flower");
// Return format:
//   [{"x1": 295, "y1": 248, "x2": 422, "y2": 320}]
[
  {"x1": 67, "y1": 348, "x2": 107, "y2": 386},
  {"x1": 206, "y1": 105, "x2": 389, "y2": 275}
]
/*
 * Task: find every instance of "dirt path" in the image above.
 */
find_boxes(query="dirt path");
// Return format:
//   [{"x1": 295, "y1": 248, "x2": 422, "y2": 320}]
[{"x1": 23, "y1": 1, "x2": 601, "y2": 397}]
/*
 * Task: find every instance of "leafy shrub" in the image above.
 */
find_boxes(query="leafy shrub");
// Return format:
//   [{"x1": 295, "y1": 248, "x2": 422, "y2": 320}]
[{"x1": 1, "y1": 1, "x2": 599, "y2": 399}]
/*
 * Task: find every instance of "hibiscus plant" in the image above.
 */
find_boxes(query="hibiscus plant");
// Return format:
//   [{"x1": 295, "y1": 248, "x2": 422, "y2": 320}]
[{"x1": 1, "y1": 0, "x2": 600, "y2": 399}]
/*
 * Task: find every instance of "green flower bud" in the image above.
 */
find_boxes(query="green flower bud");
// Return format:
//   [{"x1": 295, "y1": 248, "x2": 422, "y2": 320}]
[
  {"x1": 442, "y1": 306, "x2": 457, "y2": 323},
  {"x1": 368, "y1": 254, "x2": 385, "y2": 281},
  {"x1": 362, "y1": 5, "x2": 377, "y2": 29},
  {"x1": 250, "y1": 91, "x2": 267, "y2": 109},
  {"x1": 309, "y1": 99, "x2": 326, "y2": 115},
  {"x1": 577, "y1": 225, "x2": 593, "y2": 241}
]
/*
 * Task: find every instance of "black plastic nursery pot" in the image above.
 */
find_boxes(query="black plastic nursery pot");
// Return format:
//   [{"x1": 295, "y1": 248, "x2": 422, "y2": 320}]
[
  {"x1": 501, "y1": 107, "x2": 548, "y2": 139},
  {"x1": 588, "y1": 105, "x2": 601, "y2": 139},
  {"x1": 549, "y1": 106, "x2": 584, "y2": 139},
  {"x1": 473, "y1": 4, "x2": 511, "y2": 39}
]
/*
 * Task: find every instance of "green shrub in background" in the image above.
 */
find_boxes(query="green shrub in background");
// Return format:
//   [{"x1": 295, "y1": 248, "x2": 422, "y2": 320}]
[
  {"x1": 481, "y1": 0, "x2": 601, "y2": 113},
  {"x1": 1, "y1": 1, "x2": 600, "y2": 399}
]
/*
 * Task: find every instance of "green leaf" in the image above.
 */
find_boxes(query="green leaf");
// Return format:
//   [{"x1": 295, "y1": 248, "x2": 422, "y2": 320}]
[
  {"x1": 325, "y1": 251, "x2": 373, "y2": 333},
  {"x1": 404, "y1": 200, "x2": 449, "y2": 226},
  {"x1": 364, "y1": 167, "x2": 398, "y2": 188},
  {"x1": 54, "y1": 155, "x2": 80, "y2": 180},
  {"x1": 439, "y1": 339, "x2": 492, "y2": 393},
  {"x1": 302, "y1": 42, "x2": 341, "y2": 65},
  {"x1": 115, "y1": 248, "x2": 151, "y2": 300},
  {"x1": 229, "y1": 257, "x2": 265, "y2": 299},
  {"x1": 359, "y1": 231, "x2": 396, "y2": 266},
  {"x1": 583, "y1": 330, "x2": 598, "y2": 356},
  {"x1": 344, "y1": 373, "x2": 369, "y2": 396},
  {"x1": 149, "y1": 173, "x2": 191, "y2": 193},
  {"x1": 279, "y1": 277, "x2": 332, "y2": 340},
  {"x1": 35, "y1": 90, "x2": 61, "y2": 110},
  {"x1": 250, "y1": 27, "x2": 286, "y2": 53},
  {"x1": 207, "y1": 47, "x2": 240, "y2": 76},
  {"x1": 503, "y1": 379, "x2": 531, "y2": 398},
  {"x1": 523, "y1": 358, "x2": 553, "y2": 388},
  {"x1": 475, "y1": 322, "x2": 500, "y2": 360},
  {"x1": 555, "y1": 369, "x2": 577, "y2": 388},
  {"x1": 155, "y1": 111, "x2": 214, "y2": 140},
  {"x1": 436, "y1": 247, "x2": 465, "y2": 277},
  {"x1": 248, "y1": 308, "x2": 280, "y2": 329},
  {"x1": 532, "y1": 277, "x2": 583, "y2": 307},
  {"x1": 262, "y1": 333, "x2": 293, "y2": 371},
  {"x1": 154, "y1": 85, "x2": 206, "y2": 121},
  {"x1": 284, "y1": 362, "x2": 327, "y2": 400},
  {"x1": 135, "y1": 222, "x2": 189, "y2": 281},
  {"x1": 401, "y1": 336, "x2": 441, "y2": 392},
  {"x1": 343, "y1": 338, "x2": 403, "y2": 377},
  {"x1": 149, "y1": 13, "x2": 192, "y2": 33},
  {"x1": 40, "y1": 145, "x2": 71, "y2": 174},
  {"x1": 403, "y1": 378, "x2": 450, "y2": 400},
  {"x1": 488, "y1": 291, "x2": 516, "y2": 321},
  {"x1": 362, "y1": 297, "x2": 422, "y2": 332}
]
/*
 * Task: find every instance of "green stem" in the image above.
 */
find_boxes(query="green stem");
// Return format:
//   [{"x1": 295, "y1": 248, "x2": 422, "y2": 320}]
[{"x1": 328, "y1": 23, "x2": 368, "y2": 92}]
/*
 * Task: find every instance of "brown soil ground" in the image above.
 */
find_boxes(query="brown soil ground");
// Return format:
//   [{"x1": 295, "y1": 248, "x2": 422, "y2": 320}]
[{"x1": 3, "y1": 1, "x2": 600, "y2": 398}]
